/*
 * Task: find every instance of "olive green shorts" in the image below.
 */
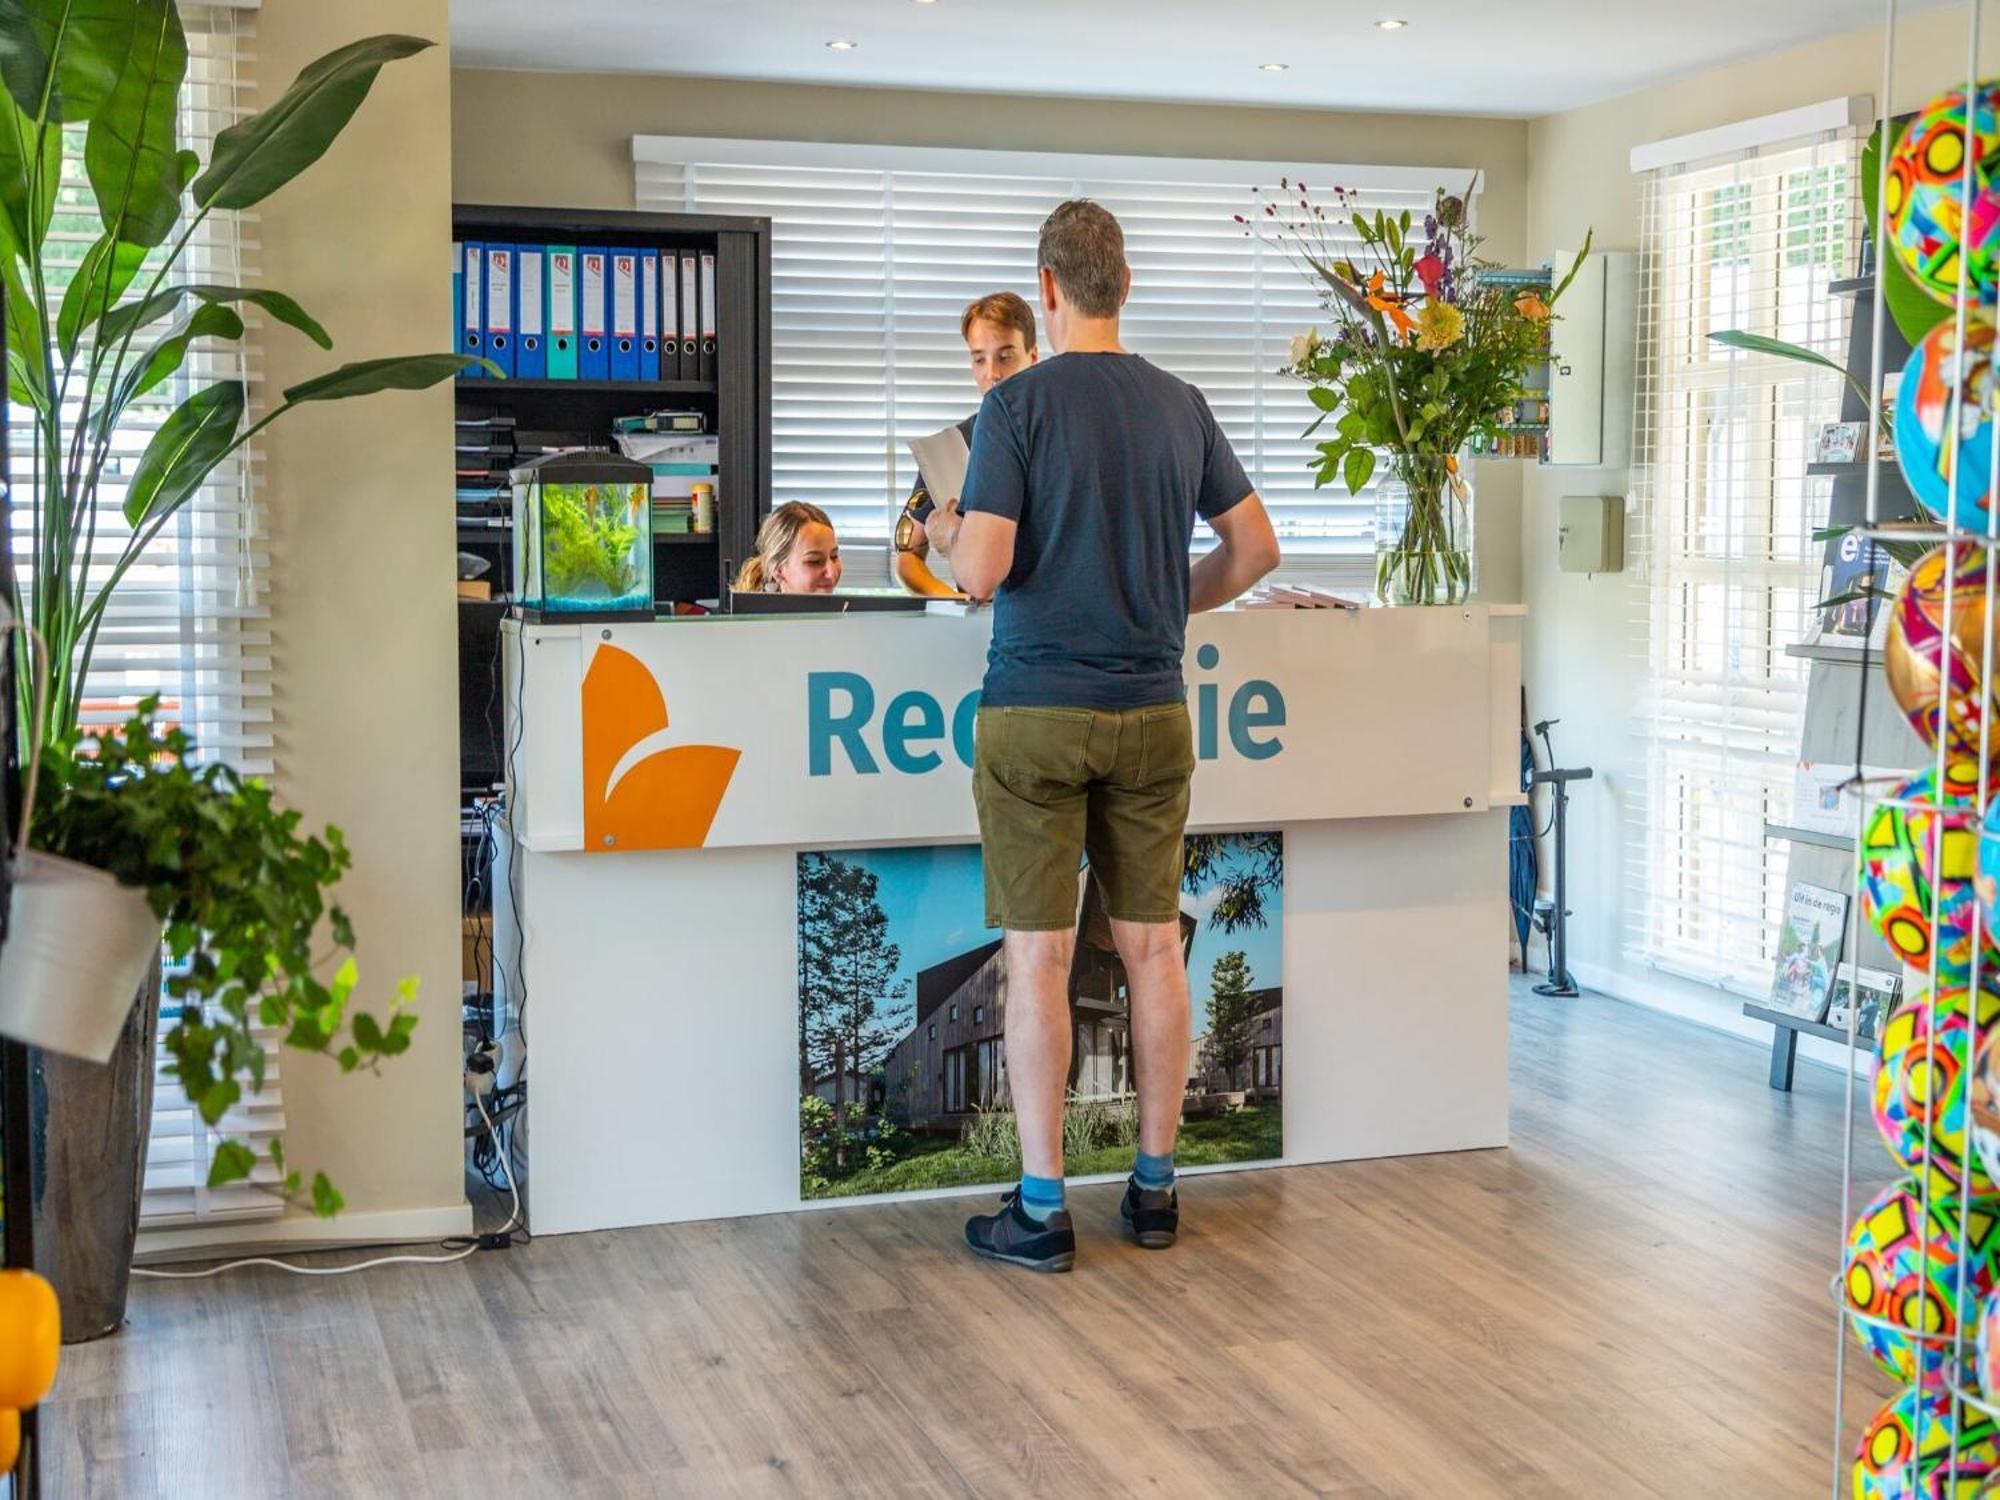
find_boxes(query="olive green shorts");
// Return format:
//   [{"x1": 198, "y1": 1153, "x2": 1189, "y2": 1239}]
[{"x1": 972, "y1": 703, "x2": 1195, "y2": 931}]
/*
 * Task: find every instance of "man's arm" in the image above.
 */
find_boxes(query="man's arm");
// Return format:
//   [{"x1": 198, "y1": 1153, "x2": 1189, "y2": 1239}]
[
  {"x1": 933, "y1": 499, "x2": 1016, "y2": 602},
  {"x1": 1189, "y1": 493, "x2": 1280, "y2": 613}
]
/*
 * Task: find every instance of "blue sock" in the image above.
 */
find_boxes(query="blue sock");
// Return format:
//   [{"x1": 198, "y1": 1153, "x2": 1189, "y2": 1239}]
[
  {"x1": 1018, "y1": 1173, "x2": 1065, "y2": 1222},
  {"x1": 1134, "y1": 1149, "x2": 1176, "y2": 1192}
]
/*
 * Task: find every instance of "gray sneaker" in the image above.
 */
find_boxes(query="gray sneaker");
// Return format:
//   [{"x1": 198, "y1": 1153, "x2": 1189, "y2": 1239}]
[
  {"x1": 1120, "y1": 1178, "x2": 1179, "y2": 1249},
  {"x1": 965, "y1": 1191, "x2": 1077, "y2": 1272}
]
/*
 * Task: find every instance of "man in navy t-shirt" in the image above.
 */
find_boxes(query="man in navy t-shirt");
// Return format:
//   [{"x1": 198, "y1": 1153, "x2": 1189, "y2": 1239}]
[{"x1": 926, "y1": 199, "x2": 1280, "y2": 1273}]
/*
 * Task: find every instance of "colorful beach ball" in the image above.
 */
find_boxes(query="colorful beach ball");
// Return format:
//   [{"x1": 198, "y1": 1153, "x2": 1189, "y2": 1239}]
[
  {"x1": 1886, "y1": 545, "x2": 2000, "y2": 767},
  {"x1": 1972, "y1": 1031, "x2": 2000, "y2": 1192},
  {"x1": 1897, "y1": 314, "x2": 1999, "y2": 530},
  {"x1": 1876, "y1": 986, "x2": 2000, "y2": 1197},
  {"x1": 1888, "y1": 83, "x2": 2000, "y2": 303},
  {"x1": 1844, "y1": 1177, "x2": 2000, "y2": 1384},
  {"x1": 1862, "y1": 763, "x2": 1999, "y2": 975},
  {"x1": 1855, "y1": 1386, "x2": 2000, "y2": 1498}
]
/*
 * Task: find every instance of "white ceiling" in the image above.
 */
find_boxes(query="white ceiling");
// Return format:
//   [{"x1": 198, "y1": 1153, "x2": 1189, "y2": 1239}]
[{"x1": 450, "y1": 0, "x2": 1948, "y2": 117}]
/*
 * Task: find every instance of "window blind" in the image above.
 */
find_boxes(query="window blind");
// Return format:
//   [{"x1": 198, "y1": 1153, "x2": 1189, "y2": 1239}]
[
  {"x1": 1627, "y1": 127, "x2": 1861, "y2": 993},
  {"x1": 5, "y1": 8, "x2": 284, "y2": 1226},
  {"x1": 635, "y1": 138, "x2": 1471, "y2": 583}
]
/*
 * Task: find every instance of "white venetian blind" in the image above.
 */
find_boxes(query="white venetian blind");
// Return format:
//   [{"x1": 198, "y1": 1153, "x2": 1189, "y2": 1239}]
[
  {"x1": 5, "y1": 8, "x2": 283, "y2": 1225},
  {"x1": 635, "y1": 137, "x2": 1471, "y2": 582},
  {"x1": 1627, "y1": 122, "x2": 1861, "y2": 992}
]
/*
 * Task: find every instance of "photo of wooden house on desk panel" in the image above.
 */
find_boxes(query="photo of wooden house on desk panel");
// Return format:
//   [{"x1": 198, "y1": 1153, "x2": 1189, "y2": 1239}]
[{"x1": 797, "y1": 833, "x2": 1284, "y2": 1200}]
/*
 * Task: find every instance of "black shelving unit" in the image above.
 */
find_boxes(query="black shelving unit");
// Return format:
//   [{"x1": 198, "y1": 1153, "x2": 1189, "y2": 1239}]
[{"x1": 450, "y1": 204, "x2": 773, "y2": 625}]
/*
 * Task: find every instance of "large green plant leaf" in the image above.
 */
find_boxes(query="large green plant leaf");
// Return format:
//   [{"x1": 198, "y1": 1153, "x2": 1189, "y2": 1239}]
[
  {"x1": 1860, "y1": 122, "x2": 1950, "y2": 349},
  {"x1": 1707, "y1": 329, "x2": 1867, "y2": 401},
  {"x1": 0, "y1": 96, "x2": 59, "y2": 256},
  {"x1": 82, "y1": 0, "x2": 184, "y2": 249},
  {"x1": 104, "y1": 302, "x2": 243, "y2": 421},
  {"x1": 280, "y1": 351, "x2": 492, "y2": 405},
  {"x1": 0, "y1": 244, "x2": 45, "y2": 407},
  {"x1": 0, "y1": 0, "x2": 146, "y2": 123},
  {"x1": 56, "y1": 231, "x2": 145, "y2": 362},
  {"x1": 192, "y1": 35, "x2": 431, "y2": 212},
  {"x1": 98, "y1": 283, "x2": 330, "y2": 352},
  {"x1": 124, "y1": 379, "x2": 245, "y2": 526}
]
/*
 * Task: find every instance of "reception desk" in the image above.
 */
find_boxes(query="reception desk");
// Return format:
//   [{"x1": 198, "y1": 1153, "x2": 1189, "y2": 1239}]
[{"x1": 497, "y1": 603, "x2": 1525, "y2": 1235}]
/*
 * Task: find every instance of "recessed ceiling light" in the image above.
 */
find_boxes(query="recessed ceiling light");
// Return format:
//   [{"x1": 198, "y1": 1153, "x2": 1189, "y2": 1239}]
[
  {"x1": 826, "y1": 38, "x2": 858, "y2": 50},
  {"x1": 1376, "y1": 18, "x2": 1408, "y2": 29},
  {"x1": 1258, "y1": 62, "x2": 1289, "y2": 72},
  {"x1": 913, "y1": 0, "x2": 937, "y2": 5}
]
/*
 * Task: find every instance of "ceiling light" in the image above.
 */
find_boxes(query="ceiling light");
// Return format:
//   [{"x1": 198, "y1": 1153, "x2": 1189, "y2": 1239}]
[
  {"x1": 913, "y1": 0, "x2": 938, "y2": 5},
  {"x1": 1375, "y1": 18, "x2": 1408, "y2": 29},
  {"x1": 1258, "y1": 62, "x2": 1289, "y2": 72},
  {"x1": 826, "y1": 38, "x2": 858, "y2": 50}
]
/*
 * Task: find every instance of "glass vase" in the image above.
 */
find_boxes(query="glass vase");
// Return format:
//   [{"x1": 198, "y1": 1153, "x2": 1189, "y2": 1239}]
[{"x1": 1374, "y1": 452, "x2": 1473, "y2": 606}]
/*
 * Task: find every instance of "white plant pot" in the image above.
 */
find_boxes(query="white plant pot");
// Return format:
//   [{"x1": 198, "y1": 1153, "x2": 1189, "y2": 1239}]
[{"x1": 0, "y1": 850, "x2": 160, "y2": 1062}]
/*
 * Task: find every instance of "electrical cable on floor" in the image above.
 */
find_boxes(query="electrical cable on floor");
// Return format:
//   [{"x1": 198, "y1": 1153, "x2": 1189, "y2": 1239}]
[{"x1": 130, "y1": 1087, "x2": 522, "y2": 1281}]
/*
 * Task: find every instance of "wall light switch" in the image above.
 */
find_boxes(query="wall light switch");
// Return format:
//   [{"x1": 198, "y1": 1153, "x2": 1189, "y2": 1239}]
[{"x1": 1558, "y1": 494, "x2": 1625, "y2": 574}]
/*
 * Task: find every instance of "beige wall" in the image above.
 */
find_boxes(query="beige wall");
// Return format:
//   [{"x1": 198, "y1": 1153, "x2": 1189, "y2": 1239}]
[
  {"x1": 250, "y1": 0, "x2": 466, "y2": 1231},
  {"x1": 1520, "y1": 12, "x2": 1991, "y2": 1032},
  {"x1": 450, "y1": 69, "x2": 1534, "y2": 599}
]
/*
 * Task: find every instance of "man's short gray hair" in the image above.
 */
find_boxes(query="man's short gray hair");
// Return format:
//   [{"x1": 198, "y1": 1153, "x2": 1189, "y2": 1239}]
[{"x1": 1037, "y1": 199, "x2": 1127, "y2": 318}]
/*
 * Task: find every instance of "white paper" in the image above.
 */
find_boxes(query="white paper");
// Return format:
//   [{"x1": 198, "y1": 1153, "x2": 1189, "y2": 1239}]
[{"x1": 908, "y1": 423, "x2": 972, "y2": 515}]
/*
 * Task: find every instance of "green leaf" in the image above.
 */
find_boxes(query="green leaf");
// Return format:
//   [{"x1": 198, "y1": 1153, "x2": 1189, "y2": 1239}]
[
  {"x1": 111, "y1": 302, "x2": 243, "y2": 414},
  {"x1": 1343, "y1": 446, "x2": 1377, "y2": 495},
  {"x1": 192, "y1": 35, "x2": 432, "y2": 212},
  {"x1": 353, "y1": 1011, "x2": 383, "y2": 1052},
  {"x1": 57, "y1": 231, "x2": 146, "y2": 362},
  {"x1": 207, "y1": 1139, "x2": 255, "y2": 1188},
  {"x1": 336, "y1": 1044, "x2": 359, "y2": 1072},
  {"x1": 99, "y1": 283, "x2": 332, "y2": 352},
  {"x1": 123, "y1": 380, "x2": 245, "y2": 527},
  {"x1": 383, "y1": 1012, "x2": 417, "y2": 1056},
  {"x1": 1, "y1": 247, "x2": 47, "y2": 407},
  {"x1": 269, "y1": 1137, "x2": 285, "y2": 1174},
  {"x1": 199, "y1": 1077, "x2": 240, "y2": 1124},
  {"x1": 280, "y1": 352, "x2": 492, "y2": 405},
  {"x1": 310, "y1": 1173, "x2": 344, "y2": 1219},
  {"x1": 1549, "y1": 231, "x2": 1594, "y2": 307},
  {"x1": 331, "y1": 955, "x2": 358, "y2": 1004},
  {"x1": 82, "y1": 0, "x2": 185, "y2": 249},
  {"x1": 0, "y1": 98, "x2": 59, "y2": 259},
  {"x1": 1307, "y1": 385, "x2": 1338, "y2": 412},
  {"x1": 1706, "y1": 330, "x2": 1869, "y2": 405},
  {"x1": 0, "y1": 0, "x2": 145, "y2": 123}
]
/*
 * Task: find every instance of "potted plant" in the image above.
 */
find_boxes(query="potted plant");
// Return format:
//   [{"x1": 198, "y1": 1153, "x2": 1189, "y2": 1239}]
[
  {"x1": 1244, "y1": 180, "x2": 1591, "y2": 604},
  {"x1": 0, "y1": 2, "x2": 493, "y2": 1335}
]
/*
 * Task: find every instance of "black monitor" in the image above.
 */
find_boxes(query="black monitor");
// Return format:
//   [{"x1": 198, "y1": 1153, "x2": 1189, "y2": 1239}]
[
  {"x1": 730, "y1": 588, "x2": 927, "y2": 616},
  {"x1": 458, "y1": 600, "x2": 507, "y2": 791}
]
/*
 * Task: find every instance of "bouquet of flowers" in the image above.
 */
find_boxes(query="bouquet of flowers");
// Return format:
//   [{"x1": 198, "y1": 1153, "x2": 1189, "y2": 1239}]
[{"x1": 1244, "y1": 179, "x2": 1591, "y2": 603}]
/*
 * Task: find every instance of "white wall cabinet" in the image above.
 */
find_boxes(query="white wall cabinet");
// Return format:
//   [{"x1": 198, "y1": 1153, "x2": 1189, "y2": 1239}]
[{"x1": 1545, "y1": 250, "x2": 1636, "y2": 469}]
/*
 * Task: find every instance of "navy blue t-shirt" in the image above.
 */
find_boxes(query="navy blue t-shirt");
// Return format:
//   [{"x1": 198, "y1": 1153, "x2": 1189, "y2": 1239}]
[{"x1": 960, "y1": 352, "x2": 1251, "y2": 709}]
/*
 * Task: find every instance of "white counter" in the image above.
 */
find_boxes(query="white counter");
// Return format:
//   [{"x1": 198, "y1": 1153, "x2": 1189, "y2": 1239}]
[{"x1": 497, "y1": 604, "x2": 1525, "y2": 1235}]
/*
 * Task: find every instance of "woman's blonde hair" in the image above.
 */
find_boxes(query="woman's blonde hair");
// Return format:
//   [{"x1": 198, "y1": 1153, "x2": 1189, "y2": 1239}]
[{"x1": 735, "y1": 501, "x2": 836, "y2": 592}]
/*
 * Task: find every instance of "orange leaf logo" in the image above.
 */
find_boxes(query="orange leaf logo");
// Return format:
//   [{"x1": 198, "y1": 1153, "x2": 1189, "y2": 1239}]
[{"x1": 581, "y1": 645, "x2": 741, "y2": 851}]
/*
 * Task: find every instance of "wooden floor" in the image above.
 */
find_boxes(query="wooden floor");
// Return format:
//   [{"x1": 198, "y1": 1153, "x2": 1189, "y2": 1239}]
[{"x1": 45, "y1": 979, "x2": 1896, "y2": 1498}]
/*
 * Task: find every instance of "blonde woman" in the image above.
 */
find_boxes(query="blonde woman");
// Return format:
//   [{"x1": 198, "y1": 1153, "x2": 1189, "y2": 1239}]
[{"x1": 733, "y1": 501, "x2": 843, "y2": 594}]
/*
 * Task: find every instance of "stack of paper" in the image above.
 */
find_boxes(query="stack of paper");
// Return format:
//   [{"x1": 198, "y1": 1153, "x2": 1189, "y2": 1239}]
[{"x1": 1239, "y1": 583, "x2": 1368, "y2": 611}]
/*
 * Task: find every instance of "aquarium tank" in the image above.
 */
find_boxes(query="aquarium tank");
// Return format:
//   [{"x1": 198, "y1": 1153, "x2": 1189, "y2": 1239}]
[{"x1": 511, "y1": 451, "x2": 655, "y2": 618}]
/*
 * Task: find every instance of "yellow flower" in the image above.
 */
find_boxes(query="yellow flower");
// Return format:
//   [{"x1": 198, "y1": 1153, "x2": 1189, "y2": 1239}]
[{"x1": 1415, "y1": 300, "x2": 1465, "y2": 351}]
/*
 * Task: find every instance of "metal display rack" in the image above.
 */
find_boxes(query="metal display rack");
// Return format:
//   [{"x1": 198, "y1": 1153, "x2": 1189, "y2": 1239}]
[{"x1": 1821, "y1": 11, "x2": 2000, "y2": 1495}]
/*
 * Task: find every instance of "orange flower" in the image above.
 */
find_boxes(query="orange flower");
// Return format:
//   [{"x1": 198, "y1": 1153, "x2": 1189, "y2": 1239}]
[
  {"x1": 1514, "y1": 290, "x2": 1552, "y2": 321},
  {"x1": 1365, "y1": 271, "x2": 1419, "y2": 342}
]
